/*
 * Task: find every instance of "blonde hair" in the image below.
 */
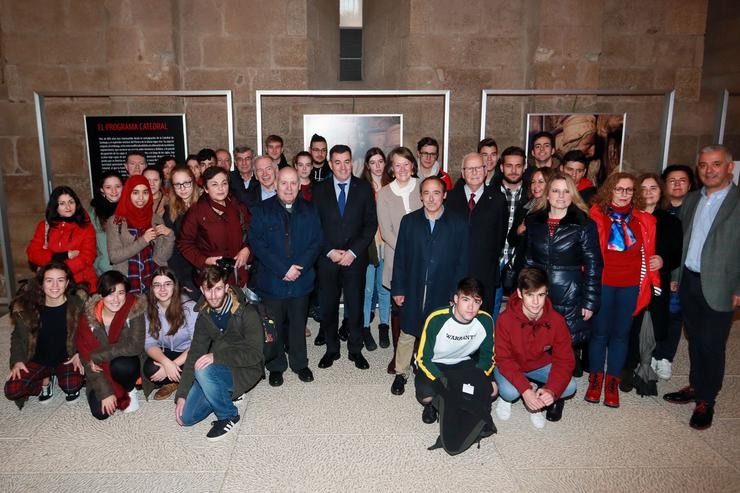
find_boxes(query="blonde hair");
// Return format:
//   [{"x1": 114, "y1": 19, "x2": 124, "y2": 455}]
[
  {"x1": 168, "y1": 165, "x2": 202, "y2": 221},
  {"x1": 532, "y1": 172, "x2": 590, "y2": 214}
]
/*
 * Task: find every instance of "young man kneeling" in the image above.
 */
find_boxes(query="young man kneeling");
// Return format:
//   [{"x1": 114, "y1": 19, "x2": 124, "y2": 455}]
[
  {"x1": 494, "y1": 267, "x2": 576, "y2": 429},
  {"x1": 415, "y1": 277, "x2": 496, "y2": 425},
  {"x1": 175, "y1": 266, "x2": 264, "y2": 441}
]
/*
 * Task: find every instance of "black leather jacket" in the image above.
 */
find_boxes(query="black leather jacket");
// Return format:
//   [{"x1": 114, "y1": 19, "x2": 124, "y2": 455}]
[{"x1": 523, "y1": 204, "x2": 603, "y2": 344}]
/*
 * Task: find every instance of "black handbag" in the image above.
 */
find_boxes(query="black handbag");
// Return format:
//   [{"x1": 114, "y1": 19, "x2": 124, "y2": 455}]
[
  {"x1": 255, "y1": 303, "x2": 279, "y2": 363},
  {"x1": 500, "y1": 258, "x2": 517, "y2": 295}
]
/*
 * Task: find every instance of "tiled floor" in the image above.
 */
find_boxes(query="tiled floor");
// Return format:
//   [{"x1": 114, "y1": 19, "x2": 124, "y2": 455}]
[{"x1": 0, "y1": 314, "x2": 738, "y2": 492}]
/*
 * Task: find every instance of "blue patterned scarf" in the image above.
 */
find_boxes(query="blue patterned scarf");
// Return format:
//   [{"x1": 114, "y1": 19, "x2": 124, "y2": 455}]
[{"x1": 607, "y1": 207, "x2": 637, "y2": 251}]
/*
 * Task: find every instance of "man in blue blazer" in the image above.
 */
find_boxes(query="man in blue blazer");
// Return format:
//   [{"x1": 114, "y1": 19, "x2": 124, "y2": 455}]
[
  {"x1": 663, "y1": 145, "x2": 739, "y2": 430},
  {"x1": 312, "y1": 145, "x2": 378, "y2": 370}
]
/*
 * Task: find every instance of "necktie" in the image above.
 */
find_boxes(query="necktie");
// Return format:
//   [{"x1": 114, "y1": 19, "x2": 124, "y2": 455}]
[
  {"x1": 338, "y1": 183, "x2": 347, "y2": 216},
  {"x1": 468, "y1": 192, "x2": 476, "y2": 211}
]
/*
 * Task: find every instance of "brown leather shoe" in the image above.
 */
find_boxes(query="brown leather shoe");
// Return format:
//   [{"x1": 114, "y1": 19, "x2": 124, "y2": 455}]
[{"x1": 153, "y1": 382, "x2": 178, "y2": 401}]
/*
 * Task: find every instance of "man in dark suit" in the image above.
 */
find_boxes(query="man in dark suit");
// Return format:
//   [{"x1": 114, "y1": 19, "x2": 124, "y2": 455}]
[
  {"x1": 445, "y1": 152, "x2": 507, "y2": 314},
  {"x1": 312, "y1": 144, "x2": 378, "y2": 370},
  {"x1": 663, "y1": 145, "x2": 739, "y2": 430},
  {"x1": 229, "y1": 146, "x2": 260, "y2": 208}
]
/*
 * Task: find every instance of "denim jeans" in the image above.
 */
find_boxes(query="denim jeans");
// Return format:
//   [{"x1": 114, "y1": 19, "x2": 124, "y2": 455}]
[
  {"x1": 494, "y1": 364, "x2": 577, "y2": 402},
  {"x1": 180, "y1": 363, "x2": 237, "y2": 425},
  {"x1": 589, "y1": 284, "x2": 639, "y2": 377},
  {"x1": 363, "y1": 260, "x2": 390, "y2": 327}
]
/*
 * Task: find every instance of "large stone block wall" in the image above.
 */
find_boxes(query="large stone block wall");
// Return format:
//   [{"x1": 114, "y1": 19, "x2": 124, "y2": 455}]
[{"x1": 0, "y1": 0, "x2": 733, "y2": 289}]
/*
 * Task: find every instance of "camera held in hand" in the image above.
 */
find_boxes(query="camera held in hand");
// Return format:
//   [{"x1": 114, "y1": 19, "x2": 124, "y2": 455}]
[{"x1": 216, "y1": 257, "x2": 236, "y2": 271}]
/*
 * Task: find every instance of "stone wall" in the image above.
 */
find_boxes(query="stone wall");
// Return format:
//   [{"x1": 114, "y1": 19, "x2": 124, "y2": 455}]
[{"x1": 0, "y1": 0, "x2": 731, "y2": 289}]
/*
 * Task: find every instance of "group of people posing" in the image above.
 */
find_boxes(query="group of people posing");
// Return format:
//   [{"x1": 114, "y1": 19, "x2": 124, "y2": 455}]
[{"x1": 5, "y1": 133, "x2": 738, "y2": 444}]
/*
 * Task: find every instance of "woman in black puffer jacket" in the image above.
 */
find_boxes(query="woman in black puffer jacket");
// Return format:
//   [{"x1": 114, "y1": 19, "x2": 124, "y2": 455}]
[{"x1": 523, "y1": 173, "x2": 603, "y2": 365}]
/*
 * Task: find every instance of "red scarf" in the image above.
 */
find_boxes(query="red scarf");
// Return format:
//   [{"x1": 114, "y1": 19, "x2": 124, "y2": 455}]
[
  {"x1": 114, "y1": 176, "x2": 153, "y2": 230},
  {"x1": 76, "y1": 293, "x2": 138, "y2": 411}
]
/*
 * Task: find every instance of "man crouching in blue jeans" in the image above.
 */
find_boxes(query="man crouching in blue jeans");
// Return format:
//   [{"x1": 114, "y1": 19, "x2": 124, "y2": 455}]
[
  {"x1": 175, "y1": 265, "x2": 264, "y2": 441},
  {"x1": 494, "y1": 267, "x2": 576, "y2": 429}
]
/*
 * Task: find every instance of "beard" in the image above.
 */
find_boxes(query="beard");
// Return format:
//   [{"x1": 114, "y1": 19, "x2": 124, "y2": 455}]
[{"x1": 503, "y1": 175, "x2": 523, "y2": 186}]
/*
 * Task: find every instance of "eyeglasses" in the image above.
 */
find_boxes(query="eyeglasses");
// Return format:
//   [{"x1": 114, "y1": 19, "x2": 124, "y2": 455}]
[
  {"x1": 613, "y1": 187, "x2": 634, "y2": 195},
  {"x1": 152, "y1": 281, "x2": 174, "y2": 289},
  {"x1": 172, "y1": 181, "x2": 193, "y2": 190},
  {"x1": 419, "y1": 152, "x2": 438, "y2": 158},
  {"x1": 463, "y1": 165, "x2": 486, "y2": 174}
]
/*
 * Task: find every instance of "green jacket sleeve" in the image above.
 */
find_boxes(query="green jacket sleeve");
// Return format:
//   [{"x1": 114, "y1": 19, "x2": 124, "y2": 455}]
[
  {"x1": 415, "y1": 310, "x2": 445, "y2": 381},
  {"x1": 213, "y1": 304, "x2": 264, "y2": 369}
]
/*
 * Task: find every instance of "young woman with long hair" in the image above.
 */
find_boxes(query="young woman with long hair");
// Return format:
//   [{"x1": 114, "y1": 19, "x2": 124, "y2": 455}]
[
  {"x1": 142, "y1": 267, "x2": 197, "y2": 401},
  {"x1": 5, "y1": 262, "x2": 86, "y2": 408},
  {"x1": 89, "y1": 171, "x2": 124, "y2": 275},
  {"x1": 27, "y1": 186, "x2": 97, "y2": 291}
]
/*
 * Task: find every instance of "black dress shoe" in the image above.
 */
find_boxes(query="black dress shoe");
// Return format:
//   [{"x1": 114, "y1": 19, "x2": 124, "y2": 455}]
[
  {"x1": 363, "y1": 328, "x2": 378, "y2": 351},
  {"x1": 422, "y1": 403, "x2": 438, "y2": 424},
  {"x1": 268, "y1": 371, "x2": 284, "y2": 387},
  {"x1": 391, "y1": 374, "x2": 406, "y2": 395},
  {"x1": 663, "y1": 385, "x2": 696, "y2": 404},
  {"x1": 378, "y1": 324, "x2": 390, "y2": 348},
  {"x1": 318, "y1": 352, "x2": 340, "y2": 369},
  {"x1": 689, "y1": 400, "x2": 714, "y2": 430},
  {"x1": 338, "y1": 319, "x2": 349, "y2": 341},
  {"x1": 295, "y1": 367, "x2": 314, "y2": 382},
  {"x1": 545, "y1": 399, "x2": 565, "y2": 422},
  {"x1": 348, "y1": 352, "x2": 369, "y2": 370},
  {"x1": 314, "y1": 334, "x2": 326, "y2": 346}
]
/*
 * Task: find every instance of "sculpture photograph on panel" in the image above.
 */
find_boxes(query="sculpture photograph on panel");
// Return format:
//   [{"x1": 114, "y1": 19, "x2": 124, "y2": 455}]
[
  {"x1": 526, "y1": 113, "x2": 626, "y2": 185},
  {"x1": 303, "y1": 114, "x2": 402, "y2": 175}
]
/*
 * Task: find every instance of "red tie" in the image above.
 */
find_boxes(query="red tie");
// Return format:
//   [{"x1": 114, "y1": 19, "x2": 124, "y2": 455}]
[{"x1": 468, "y1": 192, "x2": 476, "y2": 211}]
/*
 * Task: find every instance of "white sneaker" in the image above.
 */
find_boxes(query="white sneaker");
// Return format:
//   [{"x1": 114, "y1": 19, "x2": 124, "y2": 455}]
[
  {"x1": 124, "y1": 389, "x2": 140, "y2": 413},
  {"x1": 650, "y1": 357, "x2": 658, "y2": 373},
  {"x1": 655, "y1": 359, "x2": 672, "y2": 380},
  {"x1": 530, "y1": 411, "x2": 546, "y2": 429},
  {"x1": 495, "y1": 399, "x2": 512, "y2": 421}
]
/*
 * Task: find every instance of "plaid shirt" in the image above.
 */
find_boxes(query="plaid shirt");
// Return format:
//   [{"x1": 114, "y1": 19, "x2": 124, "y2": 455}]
[{"x1": 499, "y1": 183, "x2": 524, "y2": 264}]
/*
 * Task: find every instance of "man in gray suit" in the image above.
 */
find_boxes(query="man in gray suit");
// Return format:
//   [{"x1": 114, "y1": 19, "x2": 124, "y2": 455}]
[{"x1": 663, "y1": 145, "x2": 739, "y2": 430}]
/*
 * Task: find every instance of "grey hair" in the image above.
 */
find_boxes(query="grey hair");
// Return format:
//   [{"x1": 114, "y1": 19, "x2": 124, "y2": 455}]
[{"x1": 699, "y1": 145, "x2": 733, "y2": 163}]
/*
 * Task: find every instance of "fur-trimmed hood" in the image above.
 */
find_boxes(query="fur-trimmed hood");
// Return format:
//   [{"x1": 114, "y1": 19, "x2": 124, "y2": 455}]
[{"x1": 82, "y1": 292, "x2": 148, "y2": 331}]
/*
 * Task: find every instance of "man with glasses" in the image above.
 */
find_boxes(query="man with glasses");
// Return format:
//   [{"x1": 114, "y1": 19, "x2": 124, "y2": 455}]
[
  {"x1": 229, "y1": 146, "x2": 260, "y2": 208},
  {"x1": 561, "y1": 149, "x2": 596, "y2": 204},
  {"x1": 651, "y1": 164, "x2": 696, "y2": 379},
  {"x1": 417, "y1": 137, "x2": 452, "y2": 191},
  {"x1": 446, "y1": 153, "x2": 507, "y2": 313},
  {"x1": 308, "y1": 134, "x2": 332, "y2": 183}
]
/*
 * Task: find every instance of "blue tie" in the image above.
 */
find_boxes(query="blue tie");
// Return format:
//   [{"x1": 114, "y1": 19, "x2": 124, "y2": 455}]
[{"x1": 338, "y1": 183, "x2": 347, "y2": 216}]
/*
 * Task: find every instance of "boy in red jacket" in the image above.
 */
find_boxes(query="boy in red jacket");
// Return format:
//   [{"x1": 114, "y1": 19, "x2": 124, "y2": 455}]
[{"x1": 493, "y1": 267, "x2": 576, "y2": 429}]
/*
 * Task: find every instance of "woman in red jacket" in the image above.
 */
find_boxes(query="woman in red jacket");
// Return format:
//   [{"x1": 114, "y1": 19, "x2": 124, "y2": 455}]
[
  {"x1": 587, "y1": 172, "x2": 660, "y2": 408},
  {"x1": 27, "y1": 186, "x2": 97, "y2": 291},
  {"x1": 494, "y1": 267, "x2": 576, "y2": 428},
  {"x1": 178, "y1": 166, "x2": 251, "y2": 288}
]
